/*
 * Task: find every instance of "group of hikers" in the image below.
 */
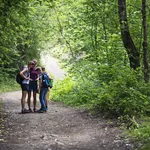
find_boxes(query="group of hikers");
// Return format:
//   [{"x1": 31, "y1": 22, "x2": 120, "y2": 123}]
[{"x1": 19, "y1": 59, "x2": 52, "y2": 114}]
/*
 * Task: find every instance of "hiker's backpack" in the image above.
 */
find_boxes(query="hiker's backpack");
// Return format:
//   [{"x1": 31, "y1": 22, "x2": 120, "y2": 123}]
[
  {"x1": 42, "y1": 73, "x2": 53, "y2": 88},
  {"x1": 15, "y1": 66, "x2": 27, "y2": 84},
  {"x1": 16, "y1": 72, "x2": 24, "y2": 84}
]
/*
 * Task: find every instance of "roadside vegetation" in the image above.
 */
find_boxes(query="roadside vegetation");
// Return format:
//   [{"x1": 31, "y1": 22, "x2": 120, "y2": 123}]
[
  {"x1": 0, "y1": 78, "x2": 19, "y2": 93},
  {"x1": 0, "y1": 0, "x2": 150, "y2": 149}
]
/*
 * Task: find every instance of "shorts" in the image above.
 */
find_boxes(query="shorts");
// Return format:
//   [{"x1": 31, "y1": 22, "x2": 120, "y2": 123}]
[
  {"x1": 21, "y1": 84, "x2": 29, "y2": 91},
  {"x1": 29, "y1": 80, "x2": 38, "y2": 92}
]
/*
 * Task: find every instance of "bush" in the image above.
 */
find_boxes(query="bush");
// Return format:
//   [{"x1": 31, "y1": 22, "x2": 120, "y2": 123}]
[
  {"x1": 0, "y1": 77, "x2": 20, "y2": 93},
  {"x1": 92, "y1": 66, "x2": 150, "y2": 118},
  {"x1": 51, "y1": 77, "x2": 97, "y2": 107},
  {"x1": 93, "y1": 80, "x2": 149, "y2": 118},
  {"x1": 51, "y1": 65, "x2": 150, "y2": 119}
]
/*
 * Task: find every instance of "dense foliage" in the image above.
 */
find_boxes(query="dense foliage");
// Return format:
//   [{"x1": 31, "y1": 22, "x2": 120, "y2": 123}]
[
  {"x1": 0, "y1": 0, "x2": 52, "y2": 76},
  {"x1": 49, "y1": 0, "x2": 150, "y2": 119},
  {"x1": 1, "y1": 0, "x2": 150, "y2": 148},
  {"x1": 0, "y1": 0, "x2": 54, "y2": 91}
]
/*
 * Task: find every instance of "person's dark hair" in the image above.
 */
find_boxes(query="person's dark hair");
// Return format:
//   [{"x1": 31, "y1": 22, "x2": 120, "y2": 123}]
[
  {"x1": 35, "y1": 67, "x2": 42, "y2": 72},
  {"x1": 41, "y1": 67, "x2": 45, "y2": 71}
]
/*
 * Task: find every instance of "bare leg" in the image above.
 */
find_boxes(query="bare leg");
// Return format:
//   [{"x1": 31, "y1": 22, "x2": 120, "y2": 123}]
[
  {"x1": 21, "y1": 91, "x2": 27, "y2": 111},
  {"x1": 33, "y1": 91, "x2": 37, "y2": 110},
  {"x1": 28, "y1": 91, "x2": 31, "y2": 109}
]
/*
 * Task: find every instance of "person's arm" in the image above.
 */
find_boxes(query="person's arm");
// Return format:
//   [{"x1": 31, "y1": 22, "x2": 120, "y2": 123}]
[
  {"x1": 20, "y1": 68, "x2": 29, "y2": 79},
  {"x1": 36, "y1": 78, "x2": 42, "y2": 93},
  {"x1": 36, "y1": 76, "x2": 39, "y2": 81},
  {"x1": 48, "y1": 87, "x2": 50, "y2": 91},
  {"x1": 38, "y1": 74, "x2": 42, "y2": 90},
  {"x1": 39, "y1": 79, "x2": 42, "y2": 89}
]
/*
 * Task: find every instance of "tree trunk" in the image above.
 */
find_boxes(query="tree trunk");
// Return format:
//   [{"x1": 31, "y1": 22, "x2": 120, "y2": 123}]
[
  {"x1": 142, "y1": 0, "x2": 149, "y2": 82},
  {"x1": 118, "y1": 0, "x2": 140, "y2": 69}
]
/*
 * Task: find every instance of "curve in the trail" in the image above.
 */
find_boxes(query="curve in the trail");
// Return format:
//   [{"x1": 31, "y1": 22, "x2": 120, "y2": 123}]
[{"x1": 40, "y1": 53, "x2": 66, "y2": 80}]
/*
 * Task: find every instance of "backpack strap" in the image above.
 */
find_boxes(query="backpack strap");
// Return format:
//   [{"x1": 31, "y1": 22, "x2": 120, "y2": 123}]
[{"x1": 42, "y1": 73, "x2": 50, "y2": 88}]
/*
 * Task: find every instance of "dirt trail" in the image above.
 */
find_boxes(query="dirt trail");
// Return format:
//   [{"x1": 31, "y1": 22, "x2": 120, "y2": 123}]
[
  {"x1": 40, "y1": 54, "x2": 66, "y2": 80},
  {"x1": 0, "y1": 91, "x2": 137, "y2": 150}
]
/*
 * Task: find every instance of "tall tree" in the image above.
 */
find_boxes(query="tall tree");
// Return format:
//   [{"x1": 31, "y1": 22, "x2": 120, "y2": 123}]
[
  {"x1": 118, "y1": 0, "x2": 140, "y2": 69},
  {"x1": 142, "y1": 0, "x2": 149, "y2": 82}
]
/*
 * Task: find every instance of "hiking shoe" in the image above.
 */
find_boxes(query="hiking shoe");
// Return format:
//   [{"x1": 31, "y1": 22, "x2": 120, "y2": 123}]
[
  {"x1": 29, "y1": 108, "x2": 33, "y2": 113},
  {"x1": 33, "y1": 108, "x2": 37, "y2": 112},
  {"x1": 37, "y1": 109, "x2": 47, "y2": 113},
  {"x1": 21, "y1": 108, "x2": 29, "y2": 114}
]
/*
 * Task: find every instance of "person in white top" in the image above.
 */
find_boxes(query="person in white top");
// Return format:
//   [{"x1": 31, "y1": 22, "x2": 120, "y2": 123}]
[{"x1": 20, "y1": 61, "x2": 34, "y2": 114}]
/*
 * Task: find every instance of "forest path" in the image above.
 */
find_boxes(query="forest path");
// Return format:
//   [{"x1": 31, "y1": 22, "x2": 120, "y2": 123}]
[
  {"x1": 40, "y1": 53, "x2": 66, "y2": 80},
  {"x1": 0, "y1": 91, "x2": 135, "y2": 150}
]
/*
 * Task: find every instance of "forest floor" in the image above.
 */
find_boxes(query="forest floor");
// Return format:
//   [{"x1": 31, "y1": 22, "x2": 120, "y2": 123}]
[{"x1": 0, "y1": 91, "x2": 138, "y2": 150}]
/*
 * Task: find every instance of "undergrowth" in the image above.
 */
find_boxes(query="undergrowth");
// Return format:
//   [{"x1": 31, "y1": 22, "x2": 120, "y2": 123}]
[
  {"x1": 0, "y1": 77, "x2": 19, "y2": 93},
  {"x1": 51, "y1": 71, "x2": 150, "y2": 119},
  {"x1": 51, "y1": 66, "x2": 150, "y2": 149},
  {"x1": 126, "y1": 117, "x2": 150, "y2": 150}
]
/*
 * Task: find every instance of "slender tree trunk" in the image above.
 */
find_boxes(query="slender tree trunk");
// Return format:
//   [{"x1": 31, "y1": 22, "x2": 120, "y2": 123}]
[
  {"x1": 118, "y1": 0, "x2": 140, "y2": 69},
  {"x1": 142, "y1": 0, "x2": 149, "y2": 82}
]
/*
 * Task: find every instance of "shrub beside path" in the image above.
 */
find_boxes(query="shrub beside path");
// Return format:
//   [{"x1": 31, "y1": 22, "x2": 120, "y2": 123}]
[{"x1": 0, "y1": 91, "x2": 136, "y2": 150}]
